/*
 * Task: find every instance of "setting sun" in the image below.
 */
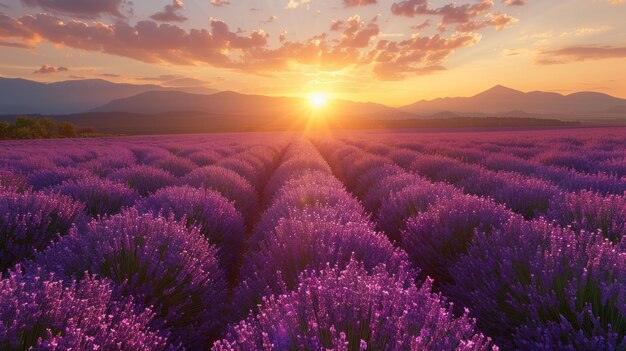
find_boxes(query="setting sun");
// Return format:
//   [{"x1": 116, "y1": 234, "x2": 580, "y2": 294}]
[{"x1": 310, "y1": 92, "x2": 329, "y2": 109}]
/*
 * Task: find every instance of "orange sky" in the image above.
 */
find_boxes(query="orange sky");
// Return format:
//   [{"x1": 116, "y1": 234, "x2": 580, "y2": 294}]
[{"x1": 1, "y1": 0, "x2": 625, "y2": 106}]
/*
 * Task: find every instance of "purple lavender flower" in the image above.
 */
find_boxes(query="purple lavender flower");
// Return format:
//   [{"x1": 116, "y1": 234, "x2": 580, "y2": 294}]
[
  {"x1": 264, "y1": 157, "x2": 333, "y2": 203},
  {"x1": 139, "y1": 185, "x2": 246, "y2": 279},
  {"x1": 402, "y1": 194, "x2": 515, "y2": 285},
  {"x1": 377, "y1": 182, "x2": 458, "y2": 242},
  {"x1": 33, "y1": 209, "x2": 228, "y2": 348},
  {"x1": 549, "y1": 190, "x2": 626, "y2": 243},
  {"x1": 153, "y1": 155, "x2": 196, "y2": 177},
  {"x1": 0, "y1": 268, "x2": 176, "y2": 350},
  {"x1": 109, "y1": 165, "x2": 177, "y2": 196},
  {"x1": 180, "y1": 165, "x2": 258, "y2": 221},
  {"x1": 26, "y1": 167, "x2": 91, "y2": 191},
  {"x1": 52, "y1": 176, "x2": 139, "y2": 217},
  {"x1": 448, "y1": 217, "x2": 626, "y2": 349},
  {"x1": 214, "y1": 259, "x2": 495, "y2": 351},
  {"x1": 186, "y1": 150, "x2": 221, "y2": 166},
  {"x1": 236, "y1": 218, "x2": 411, "y2": 317},
  {"x1": 0, "y1": 188, "x2": 85, "y2": 271},
  {"x1": 253, "y1": 182, "x2": 368, "y2": 244}
]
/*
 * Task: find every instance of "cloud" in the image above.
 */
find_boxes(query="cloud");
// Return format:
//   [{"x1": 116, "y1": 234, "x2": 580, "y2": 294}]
[
  {"x1": 211, "y1": 0, "x2": 230, "y2": 6},
  {"x1": 363, "y1": 32, "x2": 481, "y2": 80},
  {"x1": 457, "y1": 12, "x2": 518, "y2": 32},
  {"x1": 1, "y1": 14, "x2": 268, "y2": 68},
  {"x1": 260, "y1": 15, "x2": 277, "y2": 24},
  {"x1": 537, "y1": 45, "x2": 626, "y2": 64},
  {"x1": 343, "y1": 0, "x2": 377, "y2": 7},
  {"x1": 411, "y1": 20, "x2": 431, "y2": 31},
  {"x1": 34, "y1": 64, "x2": 68, "y2": 74},
  {"x1": 0, "y1": 40, "x2": 33, "y2": 48},
  {"x1": 392, "y1": 0, "x2": 493, "y2": 24},
  {"x1": 21, "y1": 0, "x2": 126, "y2": 18},
  {"x1": 286, "y1": 0, "x2": 310, "y2": 10},
  {"x1": 502, "y1": 0, "x2": 527, "y2": 6},
  {"x1": 150, "y1": 0, "x2": 187, "y2": 22},
  {"x1": 337, "y1": 15, "x2": 380, "y2": 48}
]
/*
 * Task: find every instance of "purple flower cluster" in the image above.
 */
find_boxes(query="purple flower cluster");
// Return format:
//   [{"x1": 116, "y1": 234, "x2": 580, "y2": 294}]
[
  {"x1": 52, "y1": 176, "x2": 139, "y2": 217},
  {"x1": 109, "y1": 164, "x2": 177, "y2": 196},
  {"x1": 448, "y1": 217, "x2": 626, "y2": 349},
  {"x1": 180, "y1": 165, "x2": 258, "y2": 221},
  {"x1": 216, "y1": 260, "x2": 495, "y2": 351},
  {"x1": 33, "y1": 210, "x2": 228, "y2": 348},
  {"x1": 402, "y1": 195, "x2": 515, "y2": 285},
  {"x1": 139, "y1": 185, "x2": 246, "y2": 279},
  {"x1": 0, "y1": 269, "x2": 176, "y2": 350},
  {"x1": 0, "y1": 188, "x2": 85, "y2": 271},
  {"x1": 549, "y1": 190, "x2": 626, "y2": 243}
]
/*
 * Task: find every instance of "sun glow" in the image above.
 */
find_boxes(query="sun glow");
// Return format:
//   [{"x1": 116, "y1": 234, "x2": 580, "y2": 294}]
[{"x1": 309, "y1": 92, "x2": 329, "y2": 109}]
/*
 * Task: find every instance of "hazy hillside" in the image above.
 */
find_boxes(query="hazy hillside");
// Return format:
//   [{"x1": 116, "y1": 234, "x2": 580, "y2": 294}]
[
  {"x1": 402, "y1": 85, "x2": 626, "y2": 118},
  {"x1": 91, "y1": 90, "x2": 409, "y2": 119},
  {"x1": 0, "y1": 77, "x2": 218, "y2": 115}
]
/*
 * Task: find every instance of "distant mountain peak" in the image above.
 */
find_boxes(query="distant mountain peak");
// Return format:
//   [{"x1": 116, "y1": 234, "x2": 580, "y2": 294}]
[{"x1": 476, "y1": 85, "x2": 523, "y2": 97}]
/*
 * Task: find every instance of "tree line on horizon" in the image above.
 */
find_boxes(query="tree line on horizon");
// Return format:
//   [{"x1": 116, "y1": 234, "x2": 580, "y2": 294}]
[{"x1": 0, "y1": 116, "x2": 93, "y2": 140}]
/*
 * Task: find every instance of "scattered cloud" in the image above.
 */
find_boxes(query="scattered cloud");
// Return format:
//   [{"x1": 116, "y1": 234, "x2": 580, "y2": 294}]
[
  {"x1": 363, "y1": 32, "x2": 481, "y2": 80},
  {"x1": 261, "y1": 15, "x2": 277, "y2": 24},
  {"x1": 343, "y1": 0, "x2": 377, "y2": 7},
  {"x1": 20, "y1": 0, "x2": 127, "y2": 18},
  {"x1": 457, "y1": 12, "x2": 518, "y2": 32},
  {"x1": 537, "y1": 45, "x2": 626, "y2": 64},
  {"x1": 411, "y1": 20, "x2": 431, "y2": 31},
  {"x1": 0, "y1": 40, "x2": 33, "y2": 48},
  {"x1": 390, "y1": 0, "x2": 512, "y2": 32},
  {"x1": 1, "y1": 14, "x2": 268, "y2": 67},
  {"x1": 33, "y1": 64, "x2": 68, "y2": 74},
  {"x1": 286, "y1": 0, "x2": 310, "y2": 10},
  {"x1": 211, "y1": 0, "x2": 230, "y2": 7},
  {"x1": 502, "y1": 0, "x2": 527, "y2": 6},
  {"x1": 150, "y1": 0, "x2": 187, "y2": 22}
]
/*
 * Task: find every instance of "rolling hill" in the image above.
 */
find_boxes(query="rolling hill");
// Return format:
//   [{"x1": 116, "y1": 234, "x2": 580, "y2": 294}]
[
  {"x1": 0, "y1": 77, "x2": 218, "y2": 115},
  {"x1": 402, "y1": 85, "x2": 626, "y2": 118},
  {"x1": 91, "y1": 90, "x2": 410, "y2": 120}
]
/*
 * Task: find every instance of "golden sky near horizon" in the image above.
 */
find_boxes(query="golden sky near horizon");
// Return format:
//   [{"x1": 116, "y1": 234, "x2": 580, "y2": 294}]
[{"x1": 0, "y1": 0, "x2": 625, "y2": 106}]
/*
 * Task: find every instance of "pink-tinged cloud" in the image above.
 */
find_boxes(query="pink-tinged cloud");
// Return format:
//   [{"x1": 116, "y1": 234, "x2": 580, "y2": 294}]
[
  {"x1": 1, "y1": 14, "x2": 268, "y2": 67},
  {"x1": 502, "y1": 0, "x2": 527, "y2": 6},
  {"x1": 338, "y1": 15, "x2": 379, "y2": 48},
  {"x1": 34, "y1": 64, "x2": 68, "y2": 74},
  {"x1": 211, "y1": 0, "x2": 230, "y2": 6},
  {"x1": 538, "y1": 45, "x2": 626, "y2": 64},
  {"x1": 150, "y1": 0, "x2": 187, "y2": 22},
  {"x1": 343, "y1": 0, "x2": 377, "y2": 7},
  {"x1": 0, "y1": 40, "x2": 32, "y2": 48},
  {"x1": 457, "y1": 12, "x2": 518, "y2": 32},
  {"x1": 391, "y1": 0, "x2": 493, "y2": 24},
  {"x1": 363, "y1": 32, "x2": 481, "y2": 80},
  {"x1": 21, "y1": 0, "x2": 126, "y2": 18},
  {"x1": 411, "y1": 20, "x2": 431, "y2": 31}
]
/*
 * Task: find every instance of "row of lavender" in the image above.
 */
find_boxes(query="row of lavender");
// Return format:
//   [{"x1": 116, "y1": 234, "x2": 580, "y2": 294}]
[
  {"x1": 314, "y1": 134, "x2": 625, "y2": 350},
  {"x1": 349, "y1": 132, "x2": 626, "y2": 244},
  {"x1": 0, "y1": 135, "x2": 288, "y2": 349},
  {"x1": 1, "y1": 128, "x2": 625, "y2": 350},
  {"x1": 214, "y1": 140, "x2": 494, "y2": 350}
]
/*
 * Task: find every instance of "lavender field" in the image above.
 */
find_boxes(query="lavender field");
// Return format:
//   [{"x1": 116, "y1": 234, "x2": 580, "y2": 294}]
[{"x1": 1, "y1": 128, "x2": 625, "y2": 350}]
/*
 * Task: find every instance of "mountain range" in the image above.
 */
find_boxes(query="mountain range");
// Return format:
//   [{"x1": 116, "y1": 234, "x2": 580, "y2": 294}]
[
  {"x1": 0, "y1": 77, "x2": 218, "y2": 115},
  {"x1": 401, "y1": 85, "x2": 626, "y2": 119},
  {"x1": 1, "y1": 77, "x2": 625, "y2": 124}
]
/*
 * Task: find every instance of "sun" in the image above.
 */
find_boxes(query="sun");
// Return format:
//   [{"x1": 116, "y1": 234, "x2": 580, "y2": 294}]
[{"x1": 309, "y1": 92, "x2": 329, "y2": 109}]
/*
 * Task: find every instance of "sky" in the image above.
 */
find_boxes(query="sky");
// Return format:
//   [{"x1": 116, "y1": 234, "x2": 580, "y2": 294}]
[{"x1": 0, "y1": 0, "x2": 625, "y2": 106}]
